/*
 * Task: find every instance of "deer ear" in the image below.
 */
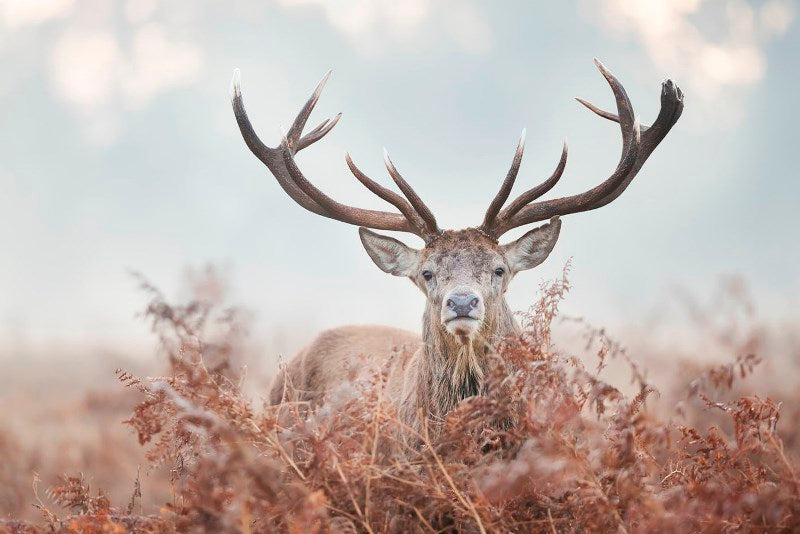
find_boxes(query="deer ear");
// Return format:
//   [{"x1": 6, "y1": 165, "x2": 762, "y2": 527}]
[
  {"x1": 501, "y1": 217, "x2": 561, "y2": 274},
  {"x1": 359, "y1": 227, "x2": 420, "y2": 277}
]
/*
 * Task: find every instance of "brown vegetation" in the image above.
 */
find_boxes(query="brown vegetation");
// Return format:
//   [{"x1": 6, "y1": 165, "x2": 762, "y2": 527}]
[{"x1": 1, "y1": 269, "x2": 798, "y2": 533}]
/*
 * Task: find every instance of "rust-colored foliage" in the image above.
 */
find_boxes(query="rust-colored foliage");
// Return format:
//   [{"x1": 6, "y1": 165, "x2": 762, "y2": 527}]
[{"x1": 3, "y1": 267, "x2": 799, "y2": 533}]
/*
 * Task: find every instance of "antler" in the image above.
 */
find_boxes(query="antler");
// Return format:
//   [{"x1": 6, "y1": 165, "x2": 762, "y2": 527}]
[
  {"x1": 230, "y1": 69, "x2": 440, "y2": 241},
  {"x1": 481, "y1": 59, "x2": 684, "y2": 238}
]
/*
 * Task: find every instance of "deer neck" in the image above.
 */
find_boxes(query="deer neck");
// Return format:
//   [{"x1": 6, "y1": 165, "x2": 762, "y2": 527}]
[{"x1": 417, "y1": 299, "x2": 519, "y2": 419}]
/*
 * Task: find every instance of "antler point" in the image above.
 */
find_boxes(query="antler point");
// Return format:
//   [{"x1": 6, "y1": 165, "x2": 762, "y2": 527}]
[
  {"x1": 575, "y1": 97, "x2": 594, "y2": 112},
  {"x1": 593, "y1": 58, "x2": 615, "y2": 80},
  {"x1": 313, "y1": 70, "x2": 333, "y2": 97},
  {"x1": 229, "y1": 68, "x2": 241, "y2": 100}
]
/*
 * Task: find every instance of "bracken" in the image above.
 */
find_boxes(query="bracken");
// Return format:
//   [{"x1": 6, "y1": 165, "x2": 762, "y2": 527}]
[{"x1": 3, "y1": 267, "x2": 798, "y2": 533}]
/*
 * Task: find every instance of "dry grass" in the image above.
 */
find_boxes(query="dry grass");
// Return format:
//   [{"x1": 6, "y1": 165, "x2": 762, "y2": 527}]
[{"x1": 1, "y1": 268, "x2": 798, "y2": 533}]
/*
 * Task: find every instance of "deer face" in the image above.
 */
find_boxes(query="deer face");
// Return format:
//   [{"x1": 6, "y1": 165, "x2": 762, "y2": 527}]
[{"x1": 359, "y1": 219, "x2": 561, "y2": 342}]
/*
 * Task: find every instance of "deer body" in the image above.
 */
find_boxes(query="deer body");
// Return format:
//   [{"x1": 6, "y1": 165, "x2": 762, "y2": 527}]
[
  {"x1": 269, "y1": 228, "x2": 532, "y2": 431},
  {"x1": 268, "y1": 324, "x2": 422, "y2": 410},
  {"x1": 232, "y1": 60, "x2": 683, "y2": 432},
  {"x1": 269, "y1": 322, "x2": 492, "y2": 432}
]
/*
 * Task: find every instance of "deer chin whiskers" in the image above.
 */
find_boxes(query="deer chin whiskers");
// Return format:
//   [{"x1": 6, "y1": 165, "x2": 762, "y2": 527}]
[{"x1": 444, "y1": 317, "x2": 483, "y2": 339}]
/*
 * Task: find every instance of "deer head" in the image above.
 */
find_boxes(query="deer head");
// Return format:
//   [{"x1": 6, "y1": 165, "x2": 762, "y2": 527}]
[{"x1": 231, "y1": 60, "x2": 683, "y2": 350}]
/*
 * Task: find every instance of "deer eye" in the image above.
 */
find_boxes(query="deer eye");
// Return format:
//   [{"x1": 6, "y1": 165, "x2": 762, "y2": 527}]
[
  {"x1": 494, "y1": 267, "x2": 505, "y2": 277},
  {"x1": 422, "y1": 270, "x2": 433, "y2": 281}
]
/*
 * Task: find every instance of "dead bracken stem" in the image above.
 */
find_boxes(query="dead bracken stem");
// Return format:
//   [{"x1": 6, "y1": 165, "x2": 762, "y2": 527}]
[
  {"x1": 547, "y1": 508, "x2": 557, "y2": 534},
  {"x1": 334, "y1": 460, "x2": 373, "y2": 534},
  {"x1": 363, "y1": 377, "x2": 384, "y2": 524},
  {"x1": 413, "y1": 505, "x2": 437, "y2": 533},
  {"x1": 421, "y1": 417, "x2": 488, "y2": 534}
]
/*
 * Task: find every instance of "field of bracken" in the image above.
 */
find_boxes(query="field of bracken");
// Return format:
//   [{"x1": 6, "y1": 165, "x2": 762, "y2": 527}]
[{"x1": 1, "y1": 267, "x2": 798, "y2": 533}]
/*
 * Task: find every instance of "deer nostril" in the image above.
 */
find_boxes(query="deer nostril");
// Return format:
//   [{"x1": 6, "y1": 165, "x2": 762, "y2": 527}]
[
  {"x1": 469, "y1": 297, "x2": 479, "y2": 309},
  {"x1": 446, "y1": 299, "x2": 455, "y2": 309}
]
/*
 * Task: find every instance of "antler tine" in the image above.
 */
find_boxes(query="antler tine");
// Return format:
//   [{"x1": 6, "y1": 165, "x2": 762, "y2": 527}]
[
  {"x1": 593, "y1": 58, "x2": 636, "y2": 155},
  {"x1": 480, "y1": 129, "x2": 526, "y2": 232},
  {"x1": 496, "y1": 140, "x2": 568, "y2": 223},
  {"x1": 297, "y1": 113, "x2": 342, "y2": 151},
  {"x1": 232, "y1": 69, "x2": 425, "y2": 237},
  {"x1": 286, "y1": 70, "x2": 331, "y2": 150},
  {"x1": 230, "y1": 68, "x2": 270, "y2": 165},
  {"x1": 345, "y1": 152, "x2": 429, "y2": 233},
  {"x1": 575, "y1": 97, "x2": 621, "y2": 123},
  {"x1": 279, "y1": 134, "x2": 417, "y2": 233},
  {"x1": 383, "y1": 149, "x2": 441, "y2": 235}
]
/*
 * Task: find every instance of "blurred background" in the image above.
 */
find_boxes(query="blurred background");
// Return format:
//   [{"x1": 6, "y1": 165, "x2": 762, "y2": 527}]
[
  {"x1": 1, "y1": 0, "x2": 798, "y2": 363},
  {"x1": 1, "y1": 0, "x2": 799, "y2": 521}
]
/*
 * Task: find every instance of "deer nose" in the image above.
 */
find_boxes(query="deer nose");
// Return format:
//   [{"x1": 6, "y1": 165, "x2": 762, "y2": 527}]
[{"x1": 446, "y1": 293, "x2": 480, "y2": 318}]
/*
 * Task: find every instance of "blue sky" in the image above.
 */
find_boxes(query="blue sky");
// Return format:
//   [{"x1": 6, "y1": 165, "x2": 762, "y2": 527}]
[{"x1": 0, "y1": 0, "x2": 797, "y2": 360}]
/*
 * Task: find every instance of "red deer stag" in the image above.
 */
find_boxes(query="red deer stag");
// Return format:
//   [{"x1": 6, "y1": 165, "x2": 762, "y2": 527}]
[{"x1": 231, "y1": 59, "x2": 683, "y2": 433}]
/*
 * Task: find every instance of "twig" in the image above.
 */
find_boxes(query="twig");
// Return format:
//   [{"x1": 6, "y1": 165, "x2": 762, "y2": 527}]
[
  {"x1": 421, "y1": 417, "x2": 488, "y2": 534},
  {"x1": 364, "y1": 377, "x2": 385, "y2": 523},
  {"x1": 547, "y1": 508, "x2": 557, "y2": 534},
  {"x1": 412, "y1": 505, "x2": 436, "y2": 533},
  {"x1": 334, "y1": 460, "x2": 374, "y2": 534}
]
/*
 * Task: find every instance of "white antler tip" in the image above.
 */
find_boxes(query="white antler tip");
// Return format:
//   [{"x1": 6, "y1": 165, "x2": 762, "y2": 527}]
[
  {"x1": 520, "y1": 128, "x2": 527, "y2": 145},
  {"x1": 593, "y1": 58, "x2": 613, "y2": 77},
  {"x1": 317, "y1": 69, "x2": 333, "y2": 91},
  {"x1": 382, "y1": 147, "x2": 390, "y2": 163},
  {"x1": 230, "y1": 68, "x2": 241, "y2": 100}
]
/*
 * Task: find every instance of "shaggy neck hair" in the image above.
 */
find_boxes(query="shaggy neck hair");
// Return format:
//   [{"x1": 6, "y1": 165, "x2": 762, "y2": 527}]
[{"x1": 416, "y1": 298, "x2": 520, "y2": 420}]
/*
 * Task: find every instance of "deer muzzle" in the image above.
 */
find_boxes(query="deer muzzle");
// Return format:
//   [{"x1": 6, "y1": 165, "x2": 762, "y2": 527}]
[{"x1": 442, "y1": 288, "x2": 485, "y2": 337}]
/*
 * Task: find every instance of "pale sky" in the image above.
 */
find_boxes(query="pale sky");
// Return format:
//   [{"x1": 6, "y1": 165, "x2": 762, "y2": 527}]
[{"x1": 1, "y1": 0, "x2": 798, "y2": 363}]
